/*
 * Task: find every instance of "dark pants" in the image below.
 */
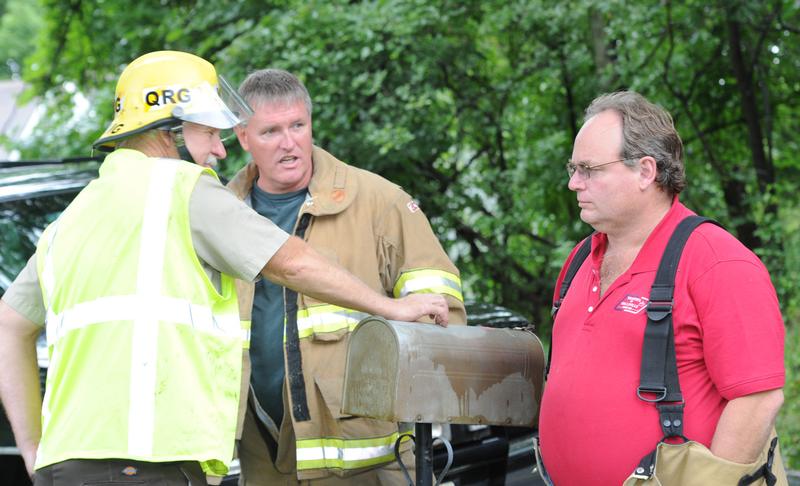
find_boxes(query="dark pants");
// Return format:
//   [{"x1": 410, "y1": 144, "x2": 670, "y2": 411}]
[{"x1": 33, "y1": 459, "x2": 207, "y2": 486}]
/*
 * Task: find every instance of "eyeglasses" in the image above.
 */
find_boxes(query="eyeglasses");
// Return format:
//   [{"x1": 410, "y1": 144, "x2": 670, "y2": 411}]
[{"x1": 565, "y1": 158, "x2": 638, "y2": 180}]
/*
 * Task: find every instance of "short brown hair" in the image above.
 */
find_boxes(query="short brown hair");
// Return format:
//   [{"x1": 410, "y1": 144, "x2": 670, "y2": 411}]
[{"x1": 238, "y1": 68, "x2": 312, "y2": 117}]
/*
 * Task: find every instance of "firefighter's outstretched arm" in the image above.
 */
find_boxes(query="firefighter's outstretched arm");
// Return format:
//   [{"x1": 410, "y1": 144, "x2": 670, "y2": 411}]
[
  {"x1": 0, "y1": 300, "x2": 42, "y2": 477},
  {"x1": 262, "y1": 236, "x2": 449, "y2": 326}
]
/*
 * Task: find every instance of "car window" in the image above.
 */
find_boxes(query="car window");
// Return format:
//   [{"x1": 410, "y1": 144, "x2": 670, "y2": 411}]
[
  {"x1": 0, "y1": 163, "x2": 97, "y2": 294},
  {"x1": 0, "y1": 194, "x2": 78, "y2": 292}
]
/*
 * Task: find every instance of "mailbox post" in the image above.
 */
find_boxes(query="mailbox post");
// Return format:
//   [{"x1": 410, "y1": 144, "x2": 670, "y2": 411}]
[{"x1": 415, "y1": 422, "x2": 433, "y2": 486}]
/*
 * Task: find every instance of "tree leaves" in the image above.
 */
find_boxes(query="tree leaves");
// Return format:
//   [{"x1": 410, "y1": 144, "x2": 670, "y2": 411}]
[{"x1": 9, "y1": 0, "x2": 800, "y2": 328}]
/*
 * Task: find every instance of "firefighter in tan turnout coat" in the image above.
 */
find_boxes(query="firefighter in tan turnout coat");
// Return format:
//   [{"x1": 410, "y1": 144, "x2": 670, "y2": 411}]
[{"x1": 229, "y1": 69, "x2": 466, "y2": 485}]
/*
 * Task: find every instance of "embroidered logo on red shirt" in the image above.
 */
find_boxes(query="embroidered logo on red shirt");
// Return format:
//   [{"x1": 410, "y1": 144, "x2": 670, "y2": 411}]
[{"x1": 615, "y1": 294, "x2": 649, "y2": 314}]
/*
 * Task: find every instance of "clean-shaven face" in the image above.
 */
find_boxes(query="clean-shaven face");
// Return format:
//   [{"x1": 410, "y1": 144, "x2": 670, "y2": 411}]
[
  {"x1": 236, "y1": 100, "x2": 313, "y2": 194},
  {"x1": 568, "y1": 110, "x2": 642, "y2": 234}
]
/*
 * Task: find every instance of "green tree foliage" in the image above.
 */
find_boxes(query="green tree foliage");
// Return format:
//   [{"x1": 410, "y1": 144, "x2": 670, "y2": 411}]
[
  {"x1": 0, "y1": 0, "x2": 43, "y2": 79},
  {"x1": 9, "y1": 1, "x2": 800, "y2": 464},
  {"x1": 12, "y1": 0, "x2": 800, "y2": 316}
]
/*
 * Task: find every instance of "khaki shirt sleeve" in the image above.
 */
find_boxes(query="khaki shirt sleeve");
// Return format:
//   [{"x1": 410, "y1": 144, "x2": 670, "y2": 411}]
[
  {"x1": 1, "y1": 175, "x2": 287, "y2": 324},
  {"x1": 1, "y1": 254, "x2": 46, "y2": 326},
  {"x1": 378, "y1": 188, "x2": 467, "y2": 324},
  {"x1": 189, "y1": 174, "x2": 289, "y2": 282}
]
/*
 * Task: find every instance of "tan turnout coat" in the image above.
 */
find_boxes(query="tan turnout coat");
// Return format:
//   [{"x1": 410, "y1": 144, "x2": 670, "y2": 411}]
[{"x1": 228, "y1": 147, "x2": 466, "y2": 480}]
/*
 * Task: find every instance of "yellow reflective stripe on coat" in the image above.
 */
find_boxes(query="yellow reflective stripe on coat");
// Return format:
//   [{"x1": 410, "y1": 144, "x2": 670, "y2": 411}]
[
  {"x1": 294, "y1": 305, "x2": 369, "y2": 340},
  {"x1": 393, "y1": 269, "x2": 463, "y2": 301},
  {"x1": 295, "y1": 433, "x2": 409, "y2": 471}
]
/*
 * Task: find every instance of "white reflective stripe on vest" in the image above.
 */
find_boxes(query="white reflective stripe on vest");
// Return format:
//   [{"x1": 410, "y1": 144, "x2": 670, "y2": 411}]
[
  {"x1": 129, "y1": 161, "x2": 178, "y2": 457},
  {"x1": 295, "y1": 305, "x2": 369, "y2": 339},
  {"x1": 295, "y1": 433, "x2": 402, "y2": 470},
  {"x1": 44, "y1": 294, "x2": 242, "y2": 348}
]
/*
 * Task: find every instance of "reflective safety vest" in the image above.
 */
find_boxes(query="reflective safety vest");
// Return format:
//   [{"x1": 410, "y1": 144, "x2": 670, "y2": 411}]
[{"x1": 34, "y1": 149, "x2": 244, "y2": 476}]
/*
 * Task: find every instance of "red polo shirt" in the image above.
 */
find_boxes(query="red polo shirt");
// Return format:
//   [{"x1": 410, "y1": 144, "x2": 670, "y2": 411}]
[{"x1": 539, "y1": 200, "x2": 785, "y2": 486}]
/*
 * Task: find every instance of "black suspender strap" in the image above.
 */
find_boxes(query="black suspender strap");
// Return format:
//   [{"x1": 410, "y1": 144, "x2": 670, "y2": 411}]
[
  {"x1": 284, "y1": 212, "x2": 313, "y2": 422},
  {"x1": 637, "y1": 215, "x2": 721, "y2": 439},
  {"x1": 547, "y1": 235, "x2": 592, "y2": 378},
  {"x1": 552, "y1": 236, "x2": 593, "y2": 317}
]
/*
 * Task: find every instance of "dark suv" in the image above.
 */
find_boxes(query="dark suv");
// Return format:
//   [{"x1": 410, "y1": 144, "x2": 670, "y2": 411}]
[
  {"x1": 0, "y1": 160, "x2": 101, "y2": 485},
  {"x1": 0, "y1": 160, "x2": 540, "y2": 486}
]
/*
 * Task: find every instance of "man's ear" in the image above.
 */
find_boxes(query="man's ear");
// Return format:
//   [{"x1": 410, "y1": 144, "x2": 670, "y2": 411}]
[
  {"x1": 638, "y1": 156, "x2": 658, "y2": 190},
  {"x1": 155, "y1": 129, "x2": 178, "y2": 155},
  {"x1": 235, "y1": 125, "x2": 250, "y2": 150}
]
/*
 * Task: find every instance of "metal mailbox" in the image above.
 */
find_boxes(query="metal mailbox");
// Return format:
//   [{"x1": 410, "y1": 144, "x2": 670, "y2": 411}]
[{"x1": 342, "y1": 316, "x2": 545, "y2": 427}]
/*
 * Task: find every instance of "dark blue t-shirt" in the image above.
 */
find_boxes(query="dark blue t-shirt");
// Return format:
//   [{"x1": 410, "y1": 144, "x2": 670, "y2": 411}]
[{"x1": 249, "y1": 180, "x2": 307, "y2": 426}]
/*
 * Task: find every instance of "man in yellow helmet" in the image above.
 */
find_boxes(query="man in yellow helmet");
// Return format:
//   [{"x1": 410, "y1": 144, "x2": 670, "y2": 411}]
[{"x1": 0, "y1": 51, "x2": 448, "y2": 486}]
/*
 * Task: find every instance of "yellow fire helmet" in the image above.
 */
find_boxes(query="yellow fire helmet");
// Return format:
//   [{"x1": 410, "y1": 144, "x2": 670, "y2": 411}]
[{"x1": 93, "y1": 50, "x2": 252, "y2": 151}]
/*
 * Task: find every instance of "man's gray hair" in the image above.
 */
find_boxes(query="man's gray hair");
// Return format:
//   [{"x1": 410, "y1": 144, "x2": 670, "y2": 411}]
[
  {"x1": 238, "y1": 68, "x2": 313, "y2": 117},
  {"x1": 116, "y1": 129, "x2": 160, "y2": 150},
  {"x1": 586, "y1": 91, "x2": 686, "y2": 195}
]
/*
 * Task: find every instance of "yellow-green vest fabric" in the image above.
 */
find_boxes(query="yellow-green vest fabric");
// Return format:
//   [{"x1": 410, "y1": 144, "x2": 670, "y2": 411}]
[{"x1": 35, "y1": 149, "x2": 242, "y2": 476}]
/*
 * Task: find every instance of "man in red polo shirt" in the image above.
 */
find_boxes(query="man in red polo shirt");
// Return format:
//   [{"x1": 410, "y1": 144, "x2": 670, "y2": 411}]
[{"x1": 538, "y1": 91, "x2": 785, "y2": 485}]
